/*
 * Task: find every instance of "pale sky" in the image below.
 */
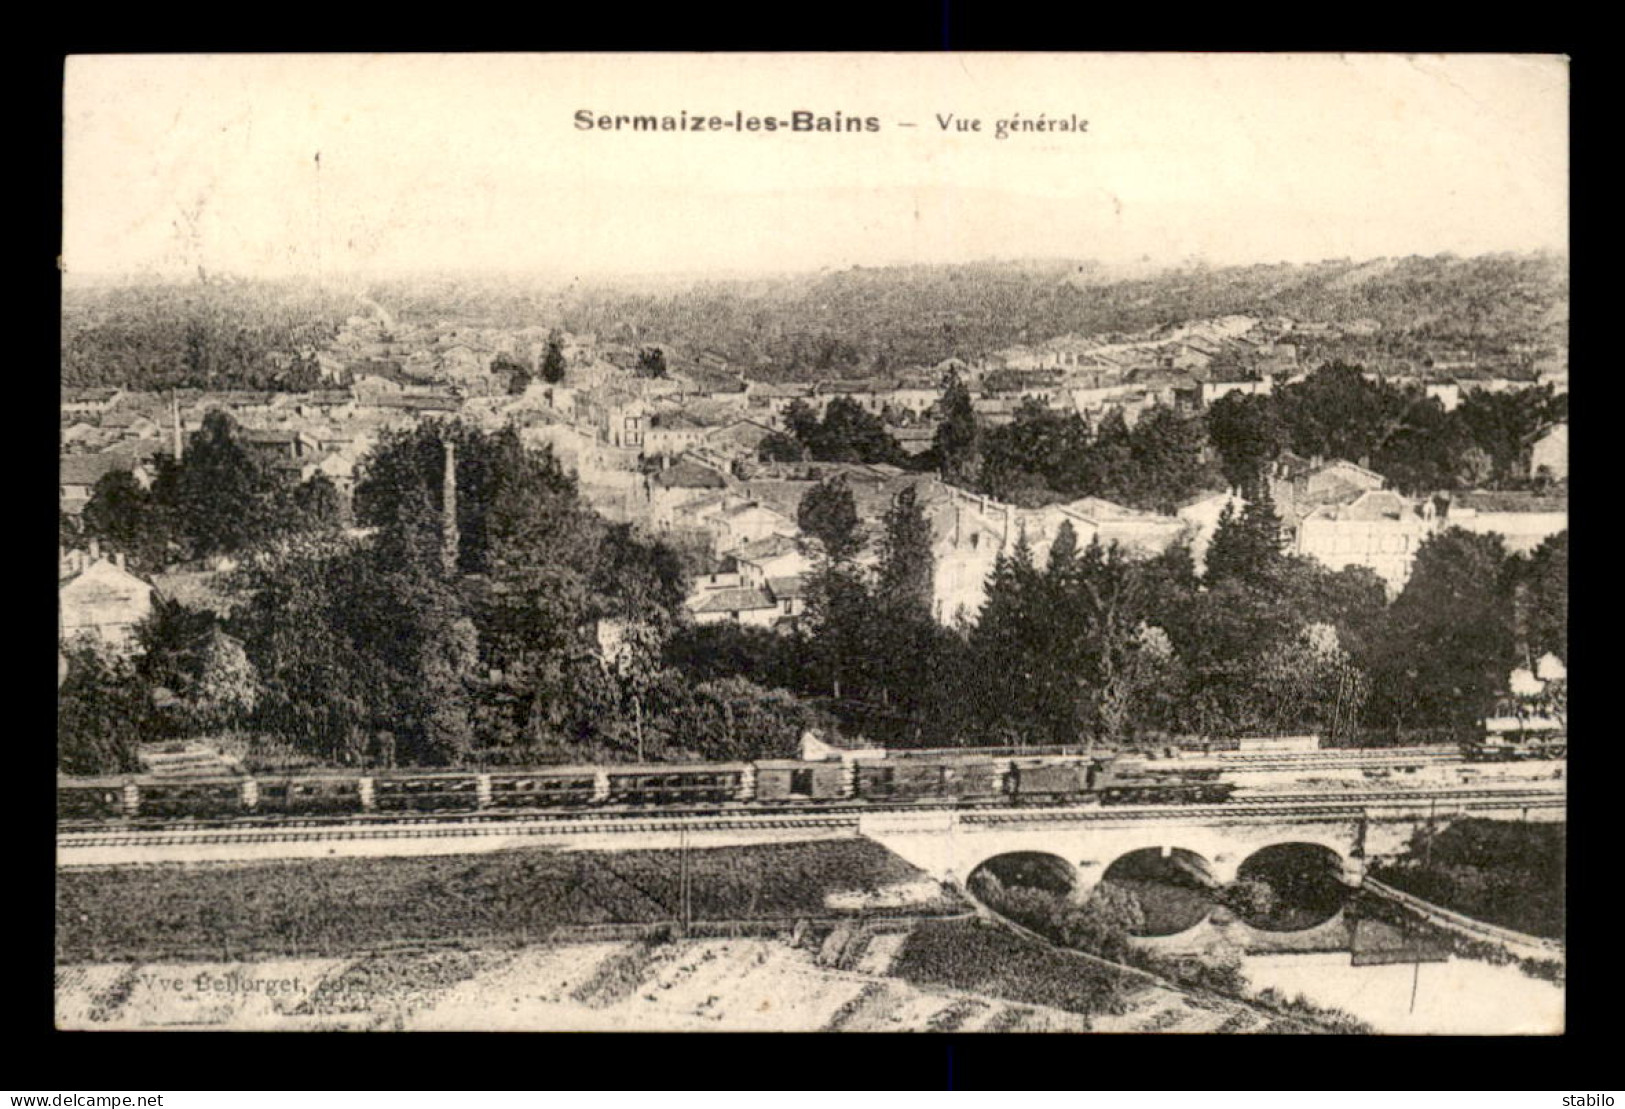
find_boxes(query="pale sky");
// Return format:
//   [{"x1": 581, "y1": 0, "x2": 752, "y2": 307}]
[{"x1": 62, "y1": 53, "x2": 1569, "y2": 280}]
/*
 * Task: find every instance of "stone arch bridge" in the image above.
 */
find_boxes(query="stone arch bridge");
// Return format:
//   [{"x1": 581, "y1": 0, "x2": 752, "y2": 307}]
[{"x1": 858, "y1": 792, "x2": 1565, "y2": 895}]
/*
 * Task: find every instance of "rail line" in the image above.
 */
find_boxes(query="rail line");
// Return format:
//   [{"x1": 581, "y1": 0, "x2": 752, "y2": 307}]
[
  {"x1": 58, "y1": 786, "x2": 1563, "y2": 851},
  {"x1": 61, "y1": 814, "x2": 863, "y2": 850},
  {"x1": 56, "y1": 779, "x2": 1560, "y2": 837},
  {"x1": 60, "y1": 780, "x2": 1560, "y2": 832},
  {"x1": 1189, "y1": 746, "x2": 1461, "y2": 766}
]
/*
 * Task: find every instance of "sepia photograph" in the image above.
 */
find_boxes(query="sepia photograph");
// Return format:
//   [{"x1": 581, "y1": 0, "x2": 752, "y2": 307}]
[{"x1": 56, "y1": 52, "x2": 1568, "y2": 1035}]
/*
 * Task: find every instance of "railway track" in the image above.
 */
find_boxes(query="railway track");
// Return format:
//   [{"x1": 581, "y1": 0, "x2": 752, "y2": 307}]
[
  {"x1": 963, "y1": 793, "x2": 1564, "y2": 825},
  {"x1": 58, "y1": 784, "x2": 1563, "y2": 850},
  {"x1": 56, "y1": 779, "x2": 1559, "y2": 837},
  {"x1": 55, "y1": 748, "x2": 1518, "y2": 837},
  {"x1": 60, "y1": 814, "x2": 863, "y2": 850},
  {"x1": 1178, "y1": 752, "x2": 1466, "y2": 773}
]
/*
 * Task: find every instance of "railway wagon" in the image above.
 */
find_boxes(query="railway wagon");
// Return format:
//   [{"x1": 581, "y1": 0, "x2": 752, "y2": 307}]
[
  {"x1": 1096, "y1": 759, "x2": 1233, "y2": 805},
  {"x1": 136, "y1": 777, "x2": 249, "y2": 819},
  {"x1": 604, "y1": 763, "x2": 749, "y2": 805},
  {"x1": 853, "y1": 754, "x2": 1005, "y2": 803},
  {"x1": 1006, "y1": 758, "x2": 1092, "y2": 803},
  {"x1": 58, "y1": 778, "x2": 129, "y2": 821},
  {"x1": 371, "y1": 772, "x2": 483, "y2": 813},
  {"x1": 753, "y1": 760, "x2": 847, "y2": 803},
  {"x1": 1462, "y1": 734, "x2": 1568, "y2": 762},
  {"x1": 254, "y1": 775, "x2": 369, "y2": 816},
  {"x1": 487, "y1": 767, "x2": 603, "y2": 809},
  {"x1": 1234, "y1": 734, "x2": 1321, "y2": 754}
]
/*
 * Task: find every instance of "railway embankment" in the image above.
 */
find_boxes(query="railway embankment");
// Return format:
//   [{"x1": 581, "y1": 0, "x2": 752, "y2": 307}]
[
  {"x1": 55, "y1": 839, "x2": 963, "y2": 965},
  {"x1": 1365, "y1": 817, "x2": 1563, "y2": 941}
]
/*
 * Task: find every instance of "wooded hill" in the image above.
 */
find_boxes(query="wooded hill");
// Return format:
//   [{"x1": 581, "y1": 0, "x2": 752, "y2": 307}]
[
  {"x1": 60, "y1": 252, "x2": 1568, "y2": 391},
  {"x1": 550, "y1": 252, "x2": 1569, "y2": 380}
]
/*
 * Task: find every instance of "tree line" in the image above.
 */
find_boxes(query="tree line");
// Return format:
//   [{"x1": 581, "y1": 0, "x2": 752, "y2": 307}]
[
  {"x1": 65, "y1": 410, "x2": 345, "y2": 572},
  {"x1": 545, "y1": 253, "x2": 1565, "y2": 381},
  {"x1": 927, "y1": 364, "x2": 1567, "y2": 519},
  {"x1": 1206, "y1": 364, "x2": 1567, "y2": 495},
  {"x1": 62, "y1": 279, "x2": 353, "y2": 391},
  {"x1": 667, "y1": 475, "x2": 1567, "y2": 751},
  {"x1": 60, "y1": 421, "x2": 828, "y2": 774}
]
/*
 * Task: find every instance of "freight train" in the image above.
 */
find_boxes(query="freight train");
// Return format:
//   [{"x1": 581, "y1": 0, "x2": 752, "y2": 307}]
[{"x1": 57, "y1": 751, "x2": 1235, "y2": 823}]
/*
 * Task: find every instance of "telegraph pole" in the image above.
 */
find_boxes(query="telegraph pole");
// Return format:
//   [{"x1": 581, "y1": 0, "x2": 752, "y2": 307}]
[
  {"x1": 1409, "y1": 941, "x2": 1422, "y2": 1014},
  {"x1": 677, "y1": 824, "x2": 691, "y2": 937}
]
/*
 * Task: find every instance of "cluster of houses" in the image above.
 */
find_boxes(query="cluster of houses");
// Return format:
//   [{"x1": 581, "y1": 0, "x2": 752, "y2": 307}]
[
  {"x1": 60, "y1": 387, "x2": 384, "y2": 518},
  {"x1": 991, "y1": 314, "x2": 1302, "y2": 380},
  {"x1": 60, "y1": 311, "x2": 1570, "y2": 654},
  {"x1": 984, "y1": 315, "x2": 1567, "y2": 422},
  {"x1": 1269, "y1": 451, "x2": 1567, "y2": 594}
]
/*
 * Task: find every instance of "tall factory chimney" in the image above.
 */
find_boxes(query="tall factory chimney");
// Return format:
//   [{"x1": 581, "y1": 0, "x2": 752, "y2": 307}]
[
  {"x1": 1512, "y1": 580, "x2": 1534, "y2": 672},
  {"x1": 441, "y1": 436, "x2": 459, "y2": 576}
]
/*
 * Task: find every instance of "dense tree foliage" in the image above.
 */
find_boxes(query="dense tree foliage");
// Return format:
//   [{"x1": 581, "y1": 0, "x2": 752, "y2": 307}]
[
  {"x1": 1374, "y1": 819, "x2": 1564, "y2": 940},
  {"x1": 541, "y1": 333, "x2": 567, "y2": 383},
  {"x1": 80, "y1": 471, "x2": 169, "y2": 571},
  {"x1": 1363, "y1": 528, "x2": 1517, "y2": 731},
  {"x1": 1514, "y1": 531, "x2": 1568, "y2": 665},
  {"x1": 1203, "y1": 490, "x2": 1286, "y2": 588},
  {"x1": 1205, "y1": 364, "x2": 1567, "y2": 496},
  {"x1": 636, "y1": 346, "x2": 669, "y2": 378},
  {"x1": 875, "y1": 486, "x2": 935, "y2": 619},
  {"x1": 536, "y1": 253, "x2": 1565, "y2": 380},
  {"x1": 974, "y1": 402, "x2": 1219, "y2": 513},
  {"x1": 77, "y1": 410, "x2": 344, "y2": 566},
  {"x1": 778, "y1": 395, "x2": 908, "y2": 466},
  {"x1": 796, "y1": 475, "x2": 864, "y2": 562},
  {"x1": 757, "y1": 430, "x2": 810, "y2": 463},
  {"x1": 1205, "y1": 392, "x2": 1290, "y2": 494},
  {"x1": 58, "y1": 646, "x2": 150, "y2": 775},
  {"x1": 62, "y1": 278, "x2": 351, "y2": 390},
  {"x1": 933, "y1": 374, "x2": 981, "y2": 484},
  {"x1": 935, "y1": 362, "x2": 1562, "y2": 511}
]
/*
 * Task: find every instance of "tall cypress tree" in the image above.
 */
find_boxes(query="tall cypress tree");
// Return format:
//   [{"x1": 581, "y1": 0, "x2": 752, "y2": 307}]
[
  {"x1": 541, "y1": 333, "x2": 567, "y2": 383},
  {"x1": 968, "y1": 533, "x2": 1054, "y2": 745},
  {"x1": 798, "y1": 474, "x2": 864, "y2": 562},
  {"x1": 868, "y1": 485, "x2": 940, "y2": 736},
  {"x1": 1203, "y1": 489, "x2": 1285, "y2": 587},
  {"x1": 1084, "y1": 409, "x2": 1136, "y2": 502},
  {"x1": 934, "y1": 373, "x2": 980, "y2": 487},
  {"x1": 876, "y1": 485, "x2": 935, "y2": 618}
]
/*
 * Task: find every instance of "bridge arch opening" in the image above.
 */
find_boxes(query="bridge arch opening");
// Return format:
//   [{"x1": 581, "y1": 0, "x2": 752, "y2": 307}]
[
  {"x1": 1099, "y1": 847, "x2": 1217, "y2": 937},
  {"x1": 1230, "y1": 842, "x2": 1350, "y2": 933},
  {"x1": 966, "y1": 851, "x2": 1078, "y2": 901}
]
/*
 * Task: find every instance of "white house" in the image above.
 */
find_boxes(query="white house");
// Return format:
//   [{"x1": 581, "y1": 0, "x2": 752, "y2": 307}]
[
  {"x1": 1294, "y1": 490, "x2": 1438, "y2": 595},
  {"x1": 59, "y1": 550, "x2": 155, "y2": 653},
  {"x1": 1445, "y1": 491, "x2": 1567, "y2": 555}
]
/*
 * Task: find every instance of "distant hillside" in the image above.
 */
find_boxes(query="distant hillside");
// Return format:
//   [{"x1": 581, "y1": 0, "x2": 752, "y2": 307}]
[
  {"x1": 546, "y1": 252, "x2": 1568, "y2": 381},
  {"x1": 61, "y1": 278, "x2": 356, "y2": 391},
  {"x1": 60, "y1": 253, "x2": 1568, "y2": 391}
]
